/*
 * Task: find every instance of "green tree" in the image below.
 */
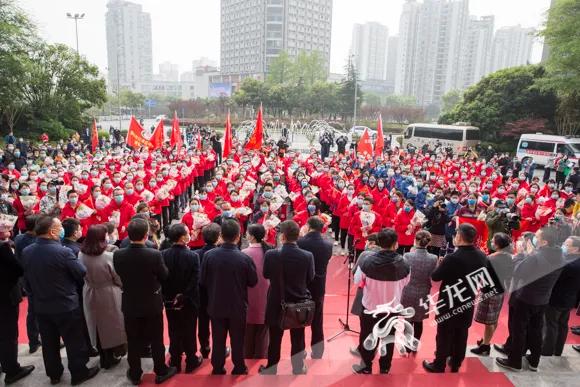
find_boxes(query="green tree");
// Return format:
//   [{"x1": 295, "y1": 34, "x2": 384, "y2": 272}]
[
  {"x1": 233, "y1": 78, "x2": 267, "y2": 109},
  {"x1": 292, "y1": 51, "x2": 327, "y2": 87},
  {"x1": 339, "y1": 60, "x2": 363, "y2": 123},
  {"x1": 439, "y1": 65, "x2": 558, "y2": 142},
  {"x1": 0, "y1": 0, "x2": 37, "y2": 132},
  {"x1": 384, "y1": 95, "x2": 417, "y2": 107},
  {"x1": 119, "y1": 90, "x2": 146, "y2": 110},
  {"x1": 266, "y1": 51, "x2": 294, "y2": 85},
  {"x1": 441, "y1": 89, "x2": 463, "y2": 114},
  {"x1": 22, "y1": 43, "x2": 107, "y2": 135},
  {"x1": 540, "y1": 0, "x2": 580, "y2": 136}
]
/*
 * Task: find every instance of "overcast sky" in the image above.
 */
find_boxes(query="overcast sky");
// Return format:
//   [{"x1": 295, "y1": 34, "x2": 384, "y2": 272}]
[{"x1": 19, "y1": 0, "x2": 551, "y2": 76}]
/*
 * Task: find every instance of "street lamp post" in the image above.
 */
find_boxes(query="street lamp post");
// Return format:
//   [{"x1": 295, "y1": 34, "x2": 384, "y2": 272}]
[
  {"x1": 350, "y1": 54, "x2": 358, "y2": 128},
  {"x1": 66, "y1": 13, "x2": 85, "y2": 54}
]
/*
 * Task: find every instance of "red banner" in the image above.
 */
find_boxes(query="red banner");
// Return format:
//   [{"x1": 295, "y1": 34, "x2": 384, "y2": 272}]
[
  {"x1": 170, "y1": 111, "x2": 183, "y2": 149},
  {"x1": 245, "y1": 105, "x2": 263, "y2": 151},
  {"x1": 91, "y1": 118, "x2": 99, "y2": 152},
  {"x1": 375, "y1": 114, "x2": 384, "y2": 157},
  {"x1": 357, "y1": 128, "x2": 373, "y2": 156},
  {"x1": 223, "y1": 110, "x2": 233, "y2": 158},
  {"x1": 126, "y1": 116, "x2": 156, "y2": 150}
]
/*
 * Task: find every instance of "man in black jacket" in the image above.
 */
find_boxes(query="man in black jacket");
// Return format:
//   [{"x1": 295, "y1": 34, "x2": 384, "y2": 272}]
[
  {"x1": 542, "y1": 236, "x2": 580, "y2": 356},
  {"x1": 13, "y1": 215, "x2": 40, "y2": 354},
  {"x1": 297, "y1": 216, "x2": 333, "y2": 359},
  {"x1": 352, "y1": 228, "x2": 410, "y2": 375},
  {"x1": 162, "y1": 224, "x2": 203, "y2": 373},
  {"x1": 23, "y1": 216, "x2": 99, "y2": 385},
  {"x1": 200, "y1": 220, "x2": 258, "y2": 375},
  {"x1": 259, "y1": 220, "x2": 315, "y2": 375},
  {"x1": 62, "y1": 218, "x2": 82, "y2": 257},
  {"x1": 423, "y1": 223, "x2": 488, "y2": 373},
  {"x1": 113, "y1": 218, "x2": 177, "y2": 385},
  {"x1": 193, "y1": 223, "x2": 221, "y2": 359},
  {"x1": 496, "y1": 226, "x2": 565, "y2": 371},
  {"x1": 0, "y1": 234, "x2": 35, "y2": 385}
]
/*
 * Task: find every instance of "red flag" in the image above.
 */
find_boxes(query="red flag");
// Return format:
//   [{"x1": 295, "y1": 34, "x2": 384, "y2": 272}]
[
  {"x1": 150, "y1": 120, "x2": 164, "y2": 150},
  {"x1": 375, "y1": 114, "x2": 384, "y2": 157},
  {"x1": 170, "y1": 111, "x2": 183, "y2": 149},
  {"x1": 126, "y1": 116, "x2": 155, "y2": 150},
  {"x1": 245, "y1": 104, "x2": 263, "y2": 151},
  {"x1": 223, "y1": 110, "x2": 233, "y2": 159},
  {"x1": 197, "y1": 133, "x2": 202, "y2": 150},
  {"x1": 91, "y1": 118, "x2": 99, "y2": 152},
  {"x1": 357, "y1": 128, "x2": 373, "y2": 156}
]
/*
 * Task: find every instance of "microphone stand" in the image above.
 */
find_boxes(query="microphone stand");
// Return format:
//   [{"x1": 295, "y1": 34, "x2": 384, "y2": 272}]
[{"x1": 328, "y1": 242, "x2": 360, "y2": 342}]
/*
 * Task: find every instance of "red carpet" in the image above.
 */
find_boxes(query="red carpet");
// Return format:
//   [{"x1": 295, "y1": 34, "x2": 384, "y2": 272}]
[{"x1": 18, "y1": 255, "x2": 580, "y2": 386}]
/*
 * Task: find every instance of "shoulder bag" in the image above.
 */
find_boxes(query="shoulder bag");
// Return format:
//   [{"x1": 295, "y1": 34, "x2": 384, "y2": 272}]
[{"x1": 277, "y1": 252, "x2": 315, "y2": 330}]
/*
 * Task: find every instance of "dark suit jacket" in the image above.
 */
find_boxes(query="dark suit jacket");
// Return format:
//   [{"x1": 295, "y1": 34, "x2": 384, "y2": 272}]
[
  {"x1": 0, "y1": 242, "x2": 23, "y2": 306},
  {"x1": 432, "y1": 245, "x2": 488, "y2": 327},
  {"x1": 161, "y1": 245, "x2": 200, "y2": 308},
  {"x1": 200, "y1": 243, "x2": 258, "y2": 319},
  {"x1": 23, "y1": 238, "x2": 86, "y2": 315},
  {"x1": 263, "y1": 243, "x2": 315, "y2": 326},
  {"x1": 62, "y1": 239, "x2": 81, "y2": 257},
  {"x1": 297, "y1": 232, "x2": 333, "y2": 300},
  {"x1": 193, "y1": 243, "x2": 217, "y2": 310},
  {"x1": 113, "y1": 244, "x2": 169, "y2": 318}
]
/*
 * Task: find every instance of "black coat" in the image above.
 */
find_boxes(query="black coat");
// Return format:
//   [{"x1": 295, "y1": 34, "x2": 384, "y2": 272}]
[
  {"x1": 549, "y1": 254, "x2": 580, "y2": 308},
  {"x1": 297, "y1": 232, "x2": 333, "y2": 300},
  {"x1": 113, "y1": 244, "x2": 169, "y2": 318},
  {"x1": 200, "y1": 243, "x2": 258, "y2": 319},
  {"x1": 0, "y1": 242, "x2": 23, "y2": 306},
  {"x1": 432, "y1": 245, "x2": 488, "y2": 327},
  {"x1": 62, "y1": 239, "x2": 81, "y2": 257},
  {"x1": 23, "y1": 238, "x2": 86, "y2": 315},
  {"x1": 194, "y1": 243, "x2": 217, "y2": 311},
  {"x1": 161, "y1": 245, "x2": 200, "y2": 308},
  {"x1": 263, "y1": 243, "x2": 315, "y2": 326}
]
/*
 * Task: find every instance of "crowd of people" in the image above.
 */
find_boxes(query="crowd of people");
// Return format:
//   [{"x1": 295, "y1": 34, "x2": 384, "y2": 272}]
[{"x1": 1, "y1": 128, "x2": 580, "y2": 385}]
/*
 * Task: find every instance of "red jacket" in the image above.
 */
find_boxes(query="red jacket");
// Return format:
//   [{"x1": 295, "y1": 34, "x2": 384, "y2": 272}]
[
  {"x1": 394, "y1": 209, "x2": 417, "y2": 247},
  {"x1": 104, "y1": 200, "x2": 136, "y2": 239}
]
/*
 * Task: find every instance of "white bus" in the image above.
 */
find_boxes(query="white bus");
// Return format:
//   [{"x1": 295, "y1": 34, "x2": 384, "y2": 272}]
[
  {"x1": 403, "y1": 124, "x2": 480, "y2": 153},
  {"x1": 516, "y1": 134, "x2": 580, "y2": 166}
]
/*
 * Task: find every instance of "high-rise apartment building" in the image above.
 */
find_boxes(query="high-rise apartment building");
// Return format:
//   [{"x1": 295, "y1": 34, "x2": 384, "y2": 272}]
[
  {"x1": 220, "y1": 0, "x2": 333, "y2": 78},
  {"x1": 395, "y1": 0, "x2": 421, "y2": 96},
  {"x1": 350, "y1": 22, "x2": 389, "y2": 81},
  {"x1": 460, "y1": 15, "x2": 494, "y2": 89},
  {"x1": 106, "y1": 0, "x2": 153, "y2": 90},
  {"x1": 385, "y1": 36, "x2": 399, "y2": 92},
  {"x1": 491, "y1": 25, "x2": 535, "y2": 73}
]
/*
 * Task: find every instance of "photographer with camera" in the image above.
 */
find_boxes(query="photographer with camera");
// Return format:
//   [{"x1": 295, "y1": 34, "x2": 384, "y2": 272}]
[
  {"x1": 485, "y1": 199, "x2": 520, "y2": 253},
  {"x1": 424, "y1": 198, "x2": 451, "y2": 257}
]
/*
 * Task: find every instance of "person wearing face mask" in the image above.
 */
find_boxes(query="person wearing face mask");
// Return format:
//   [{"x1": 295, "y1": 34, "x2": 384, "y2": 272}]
[
  {"x1": 23, "y1": 216, "x2": 100, "y2": 385},
  {"x1": 160, "y1": 224, "x2": 204, "y2": 373},
  {"x1": 251, "y1": 200, "x2": 277, "y2": 246},
  {"x1": 539, "y1": 179, "x2": 557, "y2": 198},
  {"x1": 104, "y1": 188, "x2": 136, "y2": 240},
  {"x1": 293, "y1": 199, "x2": 322, "y2": 229},
  {"x1": 519, "y1": 195, "x2": 541, "y2": 234},
  {"x1": 61, "y1": 218, "x2": 83, "y2": 257},
  {"x1": 380, "y1": 193, "x2": 402, "y2": 229},
  {"x1": 541, "y1": 236, "x2": 580, "y2": 357},
  {"x1": 351, "y1": 197, "x2": 383, "y2": 258},
  {"x1": 38, "y1": 182, "x2": 59, "y2": 216},
  {"x1": 60, "y1": 190, "x2": 82, "y2": 225},
  {"x1": 485, "y1": 200, "x2": 520, "y2": 253},
  {"x1": 457, "y1": 194, "x2": 482, "y2": 218},
  {"x1": 337, "y1": 186, "x2": 356, "y2": 256},
  {"x1": 394, "y1": 199, "x2": 418, "y2": 254},
  {"x1": 181, "y1": 199, "x2": 209, "y2": 249},
  {"x1": 496, "y1": 226, "x2": 565, "y2": 372}
]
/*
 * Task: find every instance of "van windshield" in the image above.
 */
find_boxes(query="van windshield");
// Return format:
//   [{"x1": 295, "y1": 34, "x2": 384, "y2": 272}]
[{"x1": 569, "y1": 143, "x2": 580, "y2": 153}]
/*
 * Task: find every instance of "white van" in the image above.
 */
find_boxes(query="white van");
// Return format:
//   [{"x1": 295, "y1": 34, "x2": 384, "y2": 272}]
[
  {"x1": 403, "y1": 124, "x2": 480, "y2": 153},
  {"x1": 516, "y1": 134, "x2": 580, "y2": 166}
]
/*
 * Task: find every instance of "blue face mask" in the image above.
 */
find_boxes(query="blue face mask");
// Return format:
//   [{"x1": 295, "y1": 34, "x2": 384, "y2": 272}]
[
  {"x1": 562, "y1": 245, "x2": 568, "y2": 256},
  {"x1": 532, "y1": 236, "x2": 538, "y2": 247},
  {"x1": 223, "y1": 210, "x2": 234, "y2": 218},
  {"x1": 404, "y1": 206, "x2": 412, "y2": 213},
  {"x1": 308, "y1": 205, "x2": 317, "y2": 213},
  {"x1": 468, "y1": 199, "x2": 477, "y2": 206},
  {"x1": 507, "y1": 199, "x2": 515, "y2": 206},
  {"x1": 59, "y1": 228, "x2": 65, "y2": 241},
  {"x1": 482, "y1": 195, "x2": 490, "y2": 202}
]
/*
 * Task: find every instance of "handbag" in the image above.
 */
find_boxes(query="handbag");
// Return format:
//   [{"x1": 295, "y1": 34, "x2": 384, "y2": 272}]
[{"x1": 277, "y1": 252, "x2": 316, "y2": 330}]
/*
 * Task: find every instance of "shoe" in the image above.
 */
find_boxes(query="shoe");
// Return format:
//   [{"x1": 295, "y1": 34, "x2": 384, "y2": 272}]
[
  {"x1": 333, "y1": 241, "x2": 339, "y2": 246},
  {"x1": 225, "y1": 347, "x2": 231, "y2": 358},
  {"x1": 155, "y1": 366, "x2": 177, "y2": 384},
  {"x1": 495, "y1": 358, "x2": 521, "y2": 372},
  {"x1": 185, "y1": 355, "x2": 203, "y2": 373},
  {"x1": 341, "y1": 250, "x2": 346, "y2": 256},
  {"x1": 168, "y1": 358, "x2": 182, "y2": 373},
  {"x1": 422, "y1": 360, "x2": 445, "y2": 373},
  {"x1": 29, "y1": 342, "x2": 41, "y2": 354},
  {"x1": 88, "y1": 347, "x2": 99, "y2": 357},
  {"x1": 525, "y1": 355, "x2": 538, "y2": 372},
  {"x1": 349, "y1": 347, "x2": 361, "y2": 358},
  {"x1": 4, "y1": 365, "x2": 35, "y2": 385},
  {"x1": 573, "y1": 345, "x2": 580, "y2": 353},
  {"x1": 352, "y1": 364, "x2": 371, "y2": 374},
  {"x1": 258, "y1": 365, "x2": 277, "y2": 375},
  {"x1": 126, "y1": 370, "x2": 141, "y2": 385},
  {"x1": 571, "y1": 328, "x2": 580, "y2": 336},
  {"x1": 142, "y1": 346, "x2": 153, "y2": 358},
  {"x1": 50, "y1": 376, "x2": 61, "y2": 385},
  {"x1": 470, "y1": 344, "x2": 491, "y2": 356},
  {"x1": 379, "y1": 368, "x2": 390, "y2": 375},
  {"x1": 493, "y1": 344, "x2": 509, "y2": 355},
  {"x1": 211, "y1": 368, "x2": 227, "y2": 375},
  {"x1": 102, "y1": 356, "x2": 122, "y2": 370},
  {"x1": 201, "y1": 346, "x2": 211, "y2": 359},
  {"x1": 232, "y1": 366, "x2": 249, "y2": 375},
  {"x1": 71, "y1": 366, "x2": 100, "y2": 385},
  {"x1": 293, "y1": 365, "x2": 307, "y2": 375}
]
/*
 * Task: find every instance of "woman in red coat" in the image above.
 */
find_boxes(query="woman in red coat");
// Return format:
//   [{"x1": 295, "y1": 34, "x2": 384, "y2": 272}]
[
  {"x1": 394, "y1": 199, "x2": 418, "y2": 254},
  {"x1": 349, "y1": 197, "x2": 383, "y2": 257},
  {"x1": 180, "y1": 198, "x2": 208, "y2": 249}
]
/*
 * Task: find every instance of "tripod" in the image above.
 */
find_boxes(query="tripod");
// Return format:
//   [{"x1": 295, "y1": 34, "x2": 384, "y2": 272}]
[{"x1": 328, "y1": 249, "x2": 359, "y2": 342}]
